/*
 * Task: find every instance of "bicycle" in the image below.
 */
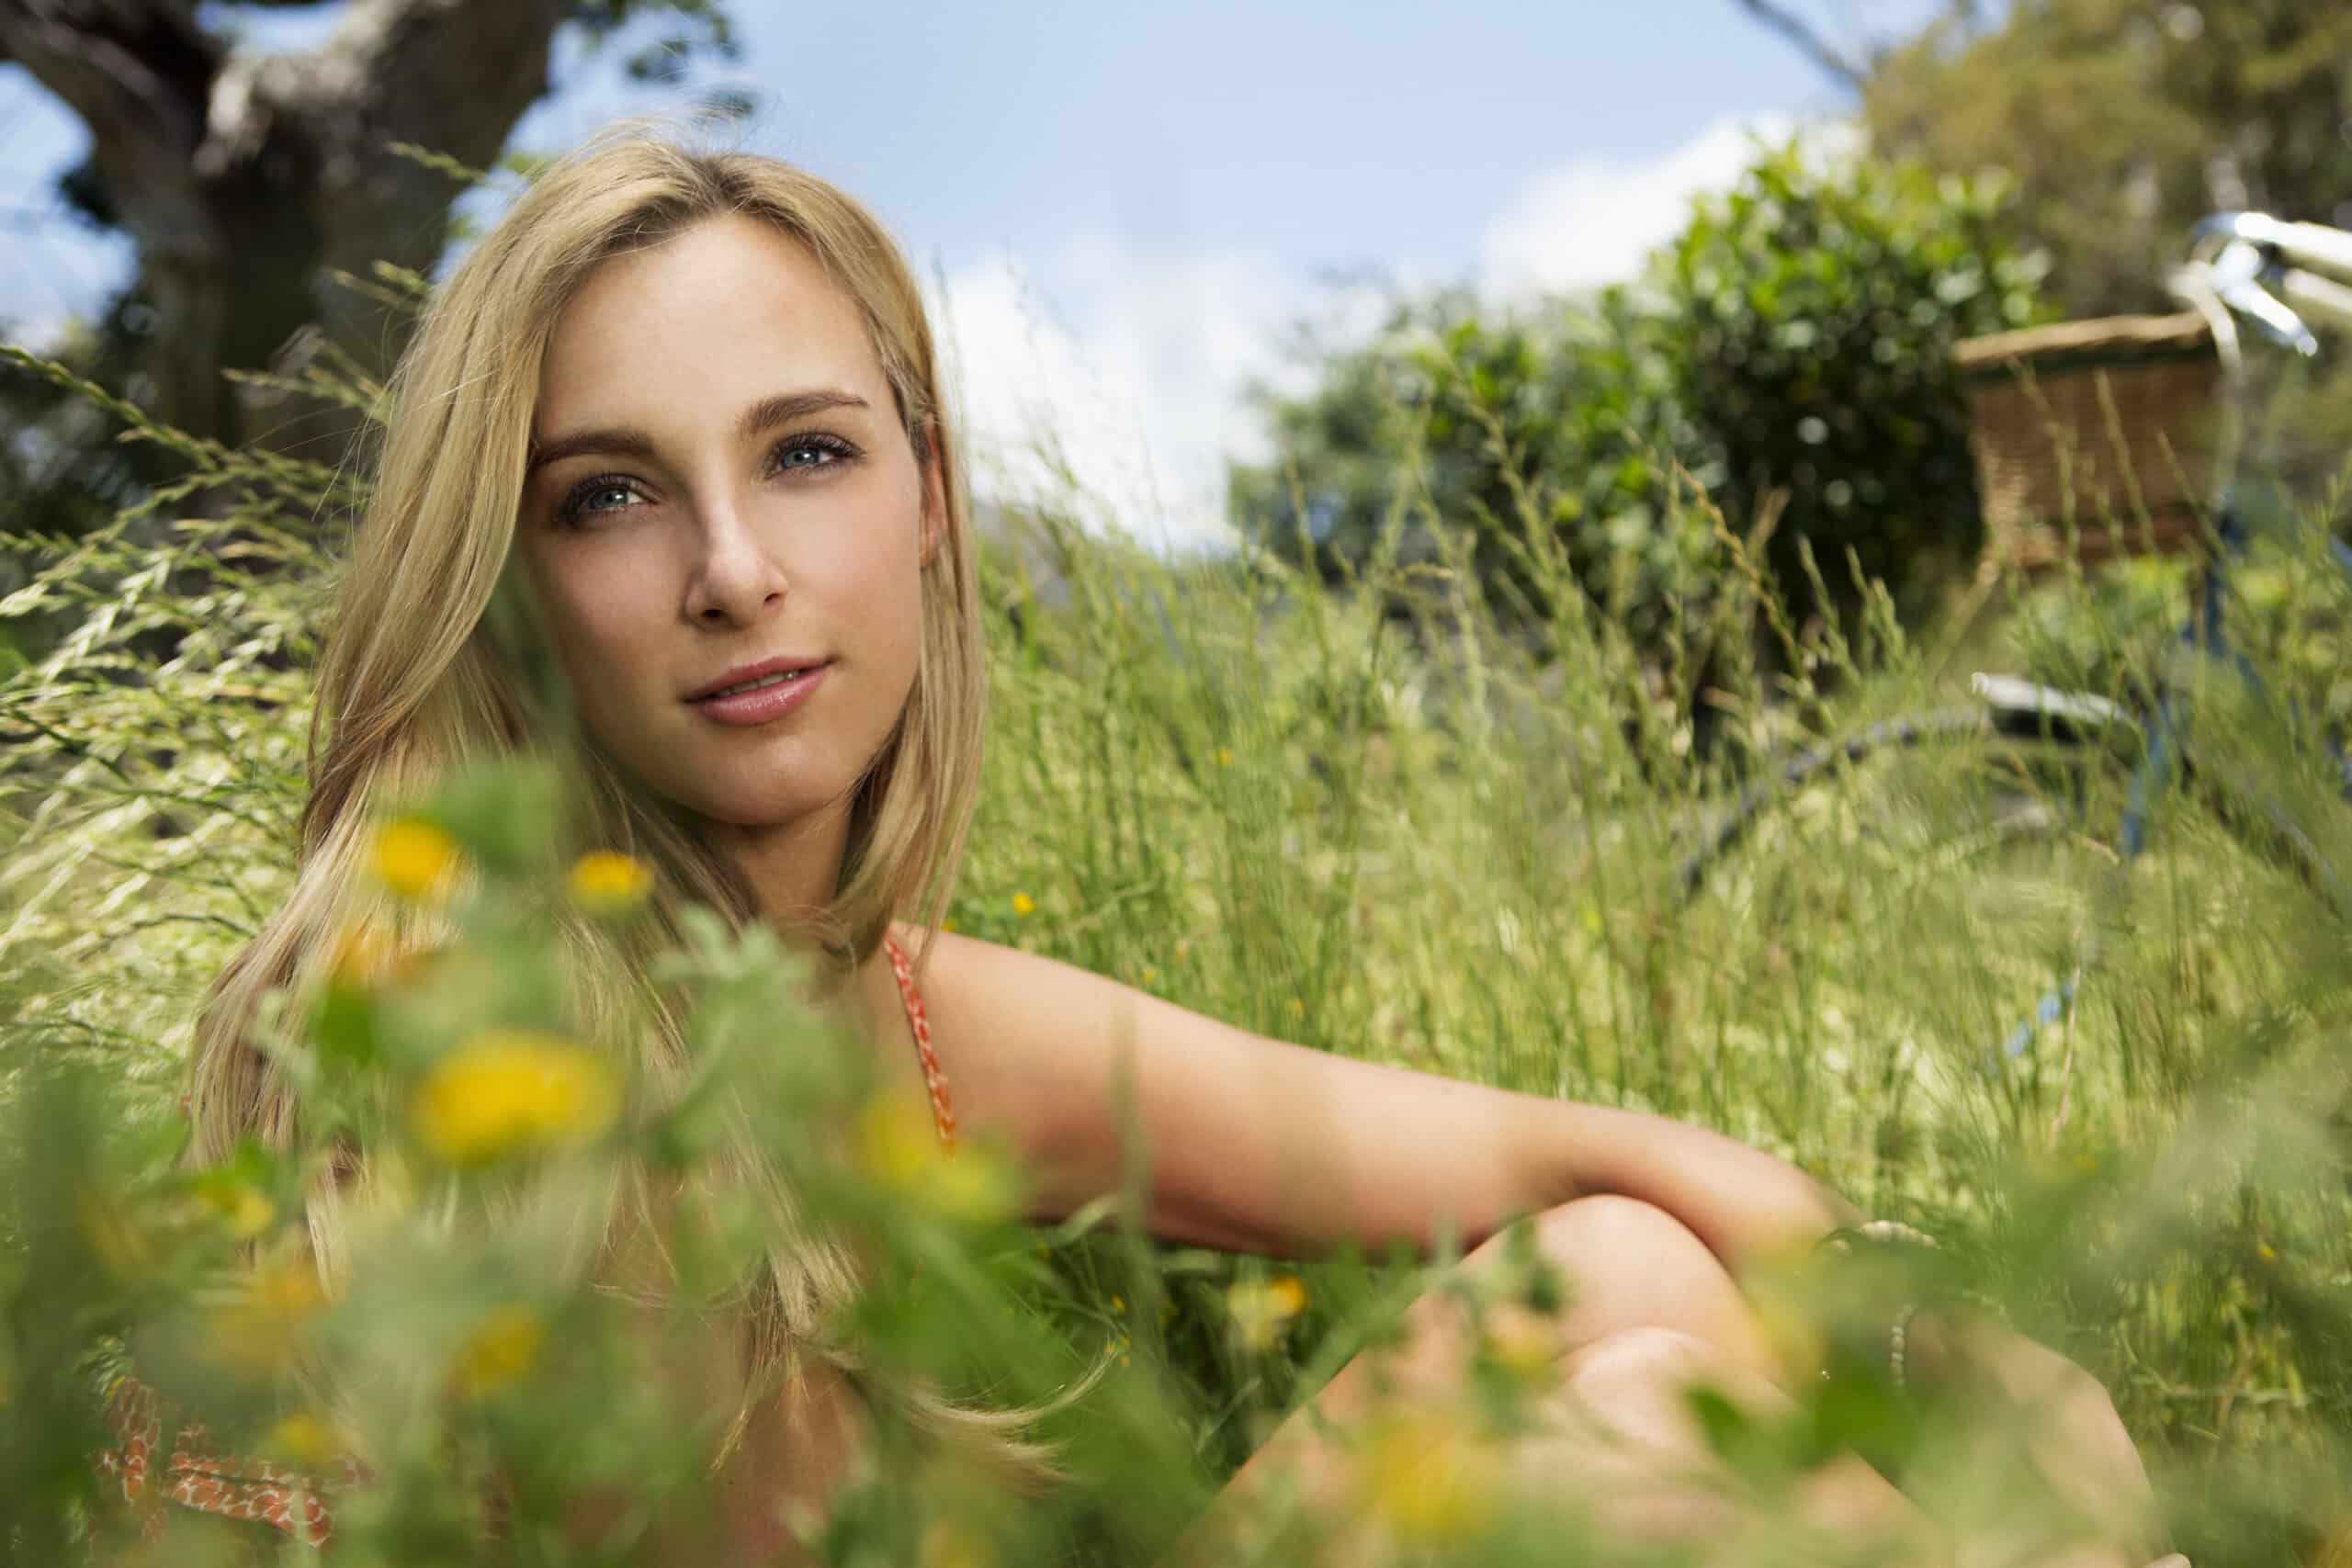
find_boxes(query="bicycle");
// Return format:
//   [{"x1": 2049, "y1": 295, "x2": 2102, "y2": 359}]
[{"x1": 1672, "y1": 211, "x2": 2352, "y2": 1068}]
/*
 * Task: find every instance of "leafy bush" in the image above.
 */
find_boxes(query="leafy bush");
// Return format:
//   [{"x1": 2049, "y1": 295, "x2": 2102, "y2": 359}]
[
  {"x1": 1657, "y1": 140, "x2": 2051, "y2": 626},
  {"x1": 1229, "y1": 285, "x2": 1714, "y2": 651},
  {"x1": 1234, "y1": 138, "x2": 2050, "y2": 671}
]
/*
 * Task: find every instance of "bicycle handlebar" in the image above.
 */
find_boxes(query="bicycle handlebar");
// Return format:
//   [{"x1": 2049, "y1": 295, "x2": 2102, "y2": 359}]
[{"x1": 2194, "y1": 212, "x2": 2352, "y2": 282}]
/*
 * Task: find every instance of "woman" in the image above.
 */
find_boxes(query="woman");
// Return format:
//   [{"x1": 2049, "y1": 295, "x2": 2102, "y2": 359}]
[{"x1": 103, "y1": 121, "x2": 2170, "y2": 1565}]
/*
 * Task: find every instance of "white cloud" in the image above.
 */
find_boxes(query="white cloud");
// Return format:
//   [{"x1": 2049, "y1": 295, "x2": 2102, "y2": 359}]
[
  {"x1": 1478, "y1": 112, "x2": 1860, "y2": 310},
  {"x1": 929, "y1": 233, "x2": 1411, "y2": 558}
]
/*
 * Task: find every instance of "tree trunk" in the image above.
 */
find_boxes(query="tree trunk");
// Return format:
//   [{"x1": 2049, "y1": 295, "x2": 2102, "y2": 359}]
[{"x1": 0, "y1": 0, "x2": 567, "y2": 467}]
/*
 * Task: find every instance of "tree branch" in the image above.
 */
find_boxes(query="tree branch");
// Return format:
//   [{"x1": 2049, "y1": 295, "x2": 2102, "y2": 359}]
[
  {"x1": 0, "y1": 1, "x2": 218, "y2": 209},
  {"x1": 1728, "y1": 0, "x2": 1869, "y2": 94}
]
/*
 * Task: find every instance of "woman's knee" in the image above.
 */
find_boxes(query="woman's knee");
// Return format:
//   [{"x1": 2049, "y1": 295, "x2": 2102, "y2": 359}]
[{"x1": 1466, "y1": 1195, "x2": 1780, "y2": 1379}]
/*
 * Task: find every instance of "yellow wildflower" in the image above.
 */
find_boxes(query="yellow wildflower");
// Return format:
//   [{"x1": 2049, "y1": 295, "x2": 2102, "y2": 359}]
[
  {"x1": 1357, "y1": 1409, "x2": 1497, "y2": 1544},
  {"x1": 1140, "y1": 965, "x2": 1159, "y2": 986},
  {"x1": 2258, "y1": 1241, "x2": 2279, "y2": 1263},
  {"x1": 1288, "y1": 998, "x2": 1305, "y2": 1019},
  {"x1": 209, "y1": 1260, "x2": 327, "y2": 1371},
  {"x1": 201, "y1": 1183, "x2": 277, "y2": 1241},
  {"x1": 1479, "y1": 1301, "x2": 1560, "y2": 1382},
  {"x1": 451, "y1": 1304, "x2": 546, "y2": 1399},
  {"x1": 853, "y1": 1087, "x2": 942, "y2": 1188},
  {"x1": 266, "y1": 1412, "x2": 348, "y2": 1466},
  {"x1": 919, "y1": 1517, "x2": 994, "y2": 1568},
  {"x1": 851, "y1": 1088, "x2": 1017, "y2": 1225},
  {"x1": 370, "y1": 818, "x2": 461, "y2": 902},
  {"x1": 1216, "y1": 747, "x2": 1234, "y2": 768},
  {"x1": 1226, "y1": 1274, "x2": 1307, "y2": 1351},
  {"x1": 410, "y1": 1029, "x2": 621, "y2": 1168},
  {"x1": 927, "y1": 1146, "x2": 1019, "y2": 1226},
  {"x1": 565, "y1": 851, "x2": 652, "y2": 916},
  {"x1": 1012, "y1": 892, "x2": 1035, "y2": 918}
]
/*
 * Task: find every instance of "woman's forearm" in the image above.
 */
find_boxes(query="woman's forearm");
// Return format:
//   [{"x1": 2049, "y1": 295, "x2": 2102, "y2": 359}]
[{"x1": 1554, "y1": 1102, "x2": 1865, "y2": 1277}]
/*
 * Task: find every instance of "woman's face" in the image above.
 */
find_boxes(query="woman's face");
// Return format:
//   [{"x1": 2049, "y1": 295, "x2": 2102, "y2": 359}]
[{"x1": 515, "y1": 214, "x2": 941, "y2": 830}]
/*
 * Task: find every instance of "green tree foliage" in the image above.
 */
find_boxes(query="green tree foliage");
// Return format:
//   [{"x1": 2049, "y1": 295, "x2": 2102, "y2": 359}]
[
  {"x1": 1864, "y1": 0, "x2": 2352, "y2": 320},
  {"x1": 1227, "y1": 285, "x2": 1711, "y2": 651},
  {"x1": 1658, "y1": 143, "x2": 2050, "y2": 622},
  {"x1": 1233, "y1": 140, "x2": 2048, "y2": 648}
]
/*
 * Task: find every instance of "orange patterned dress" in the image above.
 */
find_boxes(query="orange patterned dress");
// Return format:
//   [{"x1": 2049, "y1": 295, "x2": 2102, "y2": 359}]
[{"x1": 89, "y1": 933, "x2": 957, "y2": 1551}]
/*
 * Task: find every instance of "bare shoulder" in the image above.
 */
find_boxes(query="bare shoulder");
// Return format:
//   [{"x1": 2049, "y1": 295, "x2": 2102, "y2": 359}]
[{"x1": 882, "y1": 919, "x2": 1140, "y2": 1135}]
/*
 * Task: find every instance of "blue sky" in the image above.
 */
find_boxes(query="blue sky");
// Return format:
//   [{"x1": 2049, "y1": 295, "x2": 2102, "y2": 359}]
[{"x1": 0, "y1": 0, "x2": 1907, "y2": 549}]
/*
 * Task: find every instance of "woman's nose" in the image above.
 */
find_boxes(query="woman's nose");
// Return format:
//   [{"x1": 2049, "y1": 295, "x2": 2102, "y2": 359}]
[{"x1": 684, "y1": 496, "x2": 787, "y2": 627}]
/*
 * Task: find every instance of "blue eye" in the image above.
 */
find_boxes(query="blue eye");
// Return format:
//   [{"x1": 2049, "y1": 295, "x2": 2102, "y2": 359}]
[
  {"x1": 560, "y1": 479, "x2": 642, "y2": 521},
  {"x1": 553, "y1": 433, "x2": 861, "y2": 527},
  {"x1": 773, "y1": 432, "x2": 858, "y2": 473}
]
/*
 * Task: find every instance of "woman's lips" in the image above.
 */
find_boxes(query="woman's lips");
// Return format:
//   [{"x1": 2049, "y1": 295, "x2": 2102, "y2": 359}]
[{"x1": 687, "y1": 660, "x2": 831, "y2": 726}]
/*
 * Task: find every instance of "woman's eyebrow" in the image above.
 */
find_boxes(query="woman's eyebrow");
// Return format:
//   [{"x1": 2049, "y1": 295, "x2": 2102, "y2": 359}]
[{"x1": 526, "y1": 388, "x2": 871, "y2": 475}]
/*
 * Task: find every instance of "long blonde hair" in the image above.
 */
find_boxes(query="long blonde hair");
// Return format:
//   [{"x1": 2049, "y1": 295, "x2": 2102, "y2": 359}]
[{"x1": 184, "y1": 119, "x2": 1076, "y2": 1481}]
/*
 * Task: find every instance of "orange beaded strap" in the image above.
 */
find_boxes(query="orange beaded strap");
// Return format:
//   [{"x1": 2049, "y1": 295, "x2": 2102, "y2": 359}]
[
  {"x1": 94, "y1": 1373, "x2": 361, "y2": 1548},
  {"x1": 880, "y1": 932, "x2": 957, "y2": 1150}
]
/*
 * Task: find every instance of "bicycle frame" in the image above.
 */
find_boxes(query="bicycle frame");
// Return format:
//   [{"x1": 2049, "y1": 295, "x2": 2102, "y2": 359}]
[{"x1": 1990, "y1": 214, "x2": 2352, "y2": 1068}]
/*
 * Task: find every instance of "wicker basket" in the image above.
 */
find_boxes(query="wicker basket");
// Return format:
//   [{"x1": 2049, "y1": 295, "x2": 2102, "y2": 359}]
[{"x1": 1955, "y1": 312, "x2": 2220, "y2": 571}]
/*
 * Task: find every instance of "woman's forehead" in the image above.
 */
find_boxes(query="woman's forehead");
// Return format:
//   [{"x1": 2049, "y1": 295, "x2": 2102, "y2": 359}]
[{"x1": 535, "y1": 215, "x2": 888, "y2": 432}]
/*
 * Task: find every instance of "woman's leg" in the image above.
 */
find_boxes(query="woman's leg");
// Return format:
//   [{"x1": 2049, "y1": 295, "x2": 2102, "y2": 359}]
[{"x1": 1167, "y1": 1194, "x2": 1944, "y2": 1565}]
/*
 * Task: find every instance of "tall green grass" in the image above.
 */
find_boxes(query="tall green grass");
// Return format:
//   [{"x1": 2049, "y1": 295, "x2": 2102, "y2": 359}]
[{"x1": 6, "y1": 333, "x2": 2352, "y2": 1564}]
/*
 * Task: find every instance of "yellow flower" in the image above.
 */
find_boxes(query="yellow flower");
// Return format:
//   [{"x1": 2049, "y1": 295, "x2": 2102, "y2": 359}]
[
  {"x1": 1226, "y1": 1274, "x2": 1308, "y2": 1351},
  {"x1": 2258, "y1": 1241, "x2": 2279, "y2": 1263},
  {"x1": 1288, "y1": 998, "x2": 1305, "y2": 1019},
  {"x1": 1479, "y1": 1301, "x2": 1560, "y2": 1382},
  {"x1": 370, "y1": 818, "x2": 462, "y2": 902},
  {"x1": 266, "y1": 1412, "x2": 348, "y2": 1466},
  {"x1": 919, "y1": 1517, "x2": 994, "y2": 1568},
  {"x1": 853, "y1": 1086, "x2": 942, "y2": 1188},
  {"x1": 1357, "y1": 1410, "x2": 1498, "y2": 1544},
  {"x1": 1012, "y1": 892, "x2": 1035, "y2": 918},
  {"x1": 201, "y1": 1183, "x2": 277, "y2": 1241},
  {"x1": 565, "y1": 851, "x2": 652, "y2": 916},
  {"x1": 209, "y1": 1260, "x2": 327, "y2": 1370},
  {"x1": 1216, "y1": 747, "x2": 1234, "y2": 768},
  {"x1": 410, "y1": 1029, "x2": 621, "y2": 1167},
  {"x1": 451, "y1": 1304, "x2": 546, "y2": 1399},
  {"x1": 851, "y1": 1088, "x2": 1017, "y2": 1225},
  {"x1": 1140, "y1": 965, "x2": 1159, "y2": 986}
]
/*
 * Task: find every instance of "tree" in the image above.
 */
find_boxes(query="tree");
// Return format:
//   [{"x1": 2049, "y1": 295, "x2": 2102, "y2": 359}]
[
  {"x1": 1657, "y1": 143, "x2": 2047, "y2": 619},
  {"x1": 1858, "y1": 0, "x2": 2352, "y2": 321},
  {"x1": 1227, "y1": 284, "x2": 1712, "y2": 651},
  {"x1": 0, "y1": 0, "x2": 740, "y2": 472}
]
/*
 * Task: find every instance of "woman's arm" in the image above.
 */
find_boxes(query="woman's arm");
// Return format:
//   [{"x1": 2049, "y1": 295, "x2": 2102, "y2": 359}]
[{"x1": 903, "y1": 927, "x2": 1860, "y2": 1277}]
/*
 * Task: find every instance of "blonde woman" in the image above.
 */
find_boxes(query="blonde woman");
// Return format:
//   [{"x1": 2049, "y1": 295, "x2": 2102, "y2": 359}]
[{"x1": 95, "y1": 122, "x2": 2173, "y2": 1566}]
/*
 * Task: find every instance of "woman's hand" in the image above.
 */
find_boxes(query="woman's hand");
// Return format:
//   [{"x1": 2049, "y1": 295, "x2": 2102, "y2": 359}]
[{"x1": 1907, "y1": 1308, "x2": 2162, "y2": 1564}]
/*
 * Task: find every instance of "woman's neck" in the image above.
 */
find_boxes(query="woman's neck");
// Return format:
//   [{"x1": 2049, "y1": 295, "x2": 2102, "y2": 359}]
[{"x1": 707, "y1": 795, "x2": 854, "y2": 932}]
